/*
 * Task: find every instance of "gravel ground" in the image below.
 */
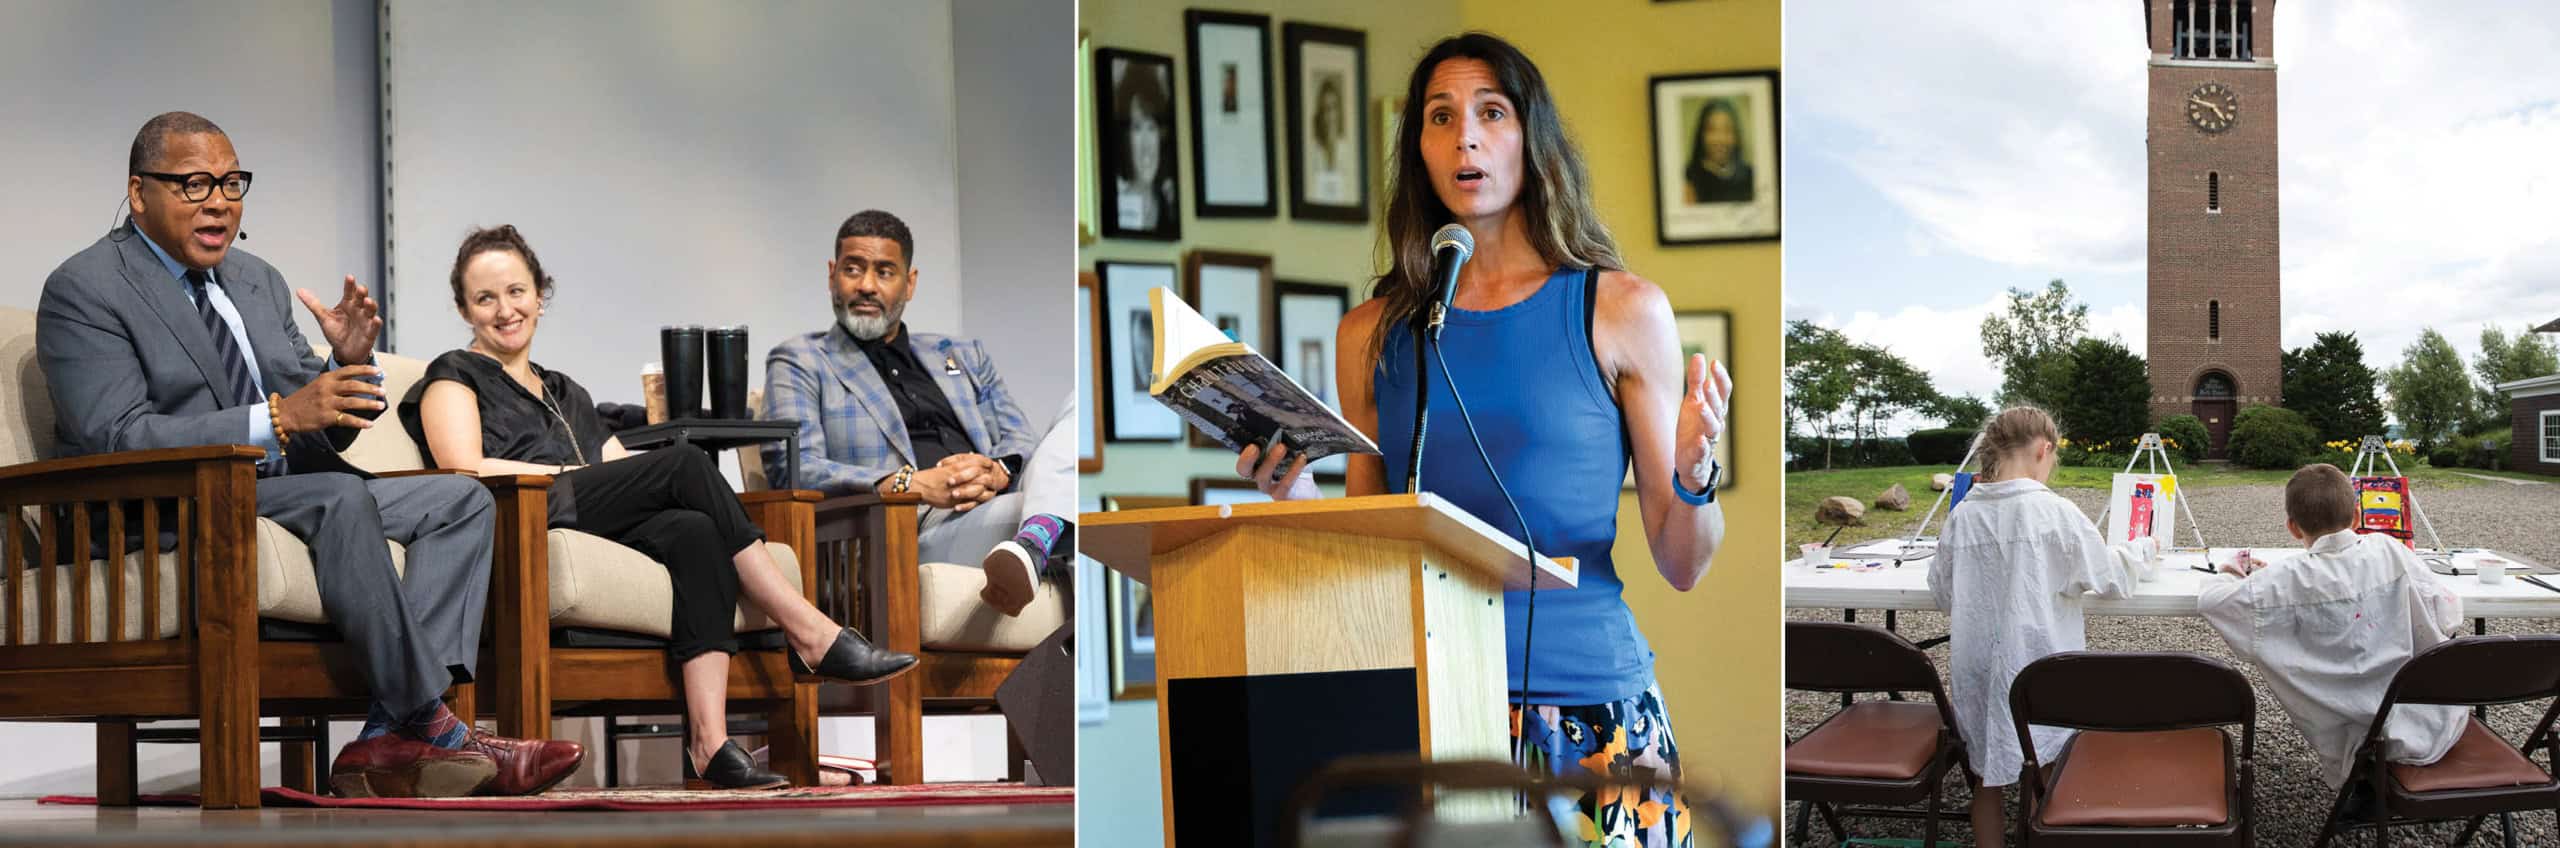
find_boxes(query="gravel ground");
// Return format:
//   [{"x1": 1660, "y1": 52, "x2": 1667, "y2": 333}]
[{"x1": 1785, "y1": 479, "x2": 2560, "y2": 847}]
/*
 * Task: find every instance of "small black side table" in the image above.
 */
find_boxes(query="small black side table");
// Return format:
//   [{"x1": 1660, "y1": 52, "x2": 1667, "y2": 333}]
[{"x1": 616, "y1": 418, "x2": 801, "y2": 489}]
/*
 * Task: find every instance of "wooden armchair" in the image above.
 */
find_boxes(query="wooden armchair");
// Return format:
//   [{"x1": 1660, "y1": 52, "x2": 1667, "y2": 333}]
[
  {"x1": 0, "y1": 308, "x2": 471, "y2": 809},
  {"x1": 804, "y1": 492, "x2": 1064, "y2": 785},
  {"x1": 472, "y1": 477, "x2": 824, "y2": 787}
]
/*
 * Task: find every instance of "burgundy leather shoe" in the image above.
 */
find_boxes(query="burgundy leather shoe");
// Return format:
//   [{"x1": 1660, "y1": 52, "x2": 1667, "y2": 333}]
[
  {"x1": 459, "y1": 728, "x2": 585, "y2": 796},
  {"x1": 329, "y1": 734, "x2": 498, "y2": 798}
]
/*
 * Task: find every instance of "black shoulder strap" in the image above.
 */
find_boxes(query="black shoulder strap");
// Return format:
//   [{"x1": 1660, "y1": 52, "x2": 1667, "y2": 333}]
[{"x1": 1583, "y1": 267, "x2": 1599, "y2": 340}]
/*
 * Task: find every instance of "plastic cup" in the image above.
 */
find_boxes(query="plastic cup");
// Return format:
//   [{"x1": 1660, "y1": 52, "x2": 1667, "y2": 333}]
[
  {"x1": 2479, "y1": 557, "x2": 2509, "y2": 585},
  {"x1": 641, "y1": 363, "x2": 666, "y2": 424}
]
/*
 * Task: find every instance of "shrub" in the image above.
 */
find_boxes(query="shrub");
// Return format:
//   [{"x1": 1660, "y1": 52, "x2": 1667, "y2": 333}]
[
  {"x1": 2427, "y1": 444, "x2": 2463, "y2": 469},
  {"x1": 1907, "y1": 428, "x2": 1978, "y2": 466},
  {"x1": 2157, "y1": 415, "x2": 2211, "y2": 463},
  {"x1": 2228, "y1": 405, "x2": 2318, "y2": 469}
]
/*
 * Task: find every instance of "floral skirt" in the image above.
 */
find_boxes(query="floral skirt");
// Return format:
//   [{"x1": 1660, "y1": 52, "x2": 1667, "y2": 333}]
[{"x1": 1511, "y1": 684, "x2": 1691, "y2": 848}]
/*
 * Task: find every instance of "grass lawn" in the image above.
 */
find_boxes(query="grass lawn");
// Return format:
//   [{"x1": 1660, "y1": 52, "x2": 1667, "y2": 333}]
[{"x1": 1783, "y1": 460, "x2": 2501, "y2": 549}]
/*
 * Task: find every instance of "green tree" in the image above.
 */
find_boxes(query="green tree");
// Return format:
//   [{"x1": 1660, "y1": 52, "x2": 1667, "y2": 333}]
[
  {"x1": 2053, "y1": 337, "x2": 2150, "y2": 447},
  {"x1": 2474, "y1": 325, "x2": 2560, "y2": 433},
  {"x1": 1930, "y1": 393, "x2": 1992, "y2": 429},
  {"x1": 2281, "y1": 331, "x2": 2388, "y2": 444},
  {"x1": 1843, "y1": 344, "x2": 1939, "y2": 465},
  {"x1": 1979, "y1": 279, "x2": 2089, "y2": 408},
  {"x1": 1785, "y1": 321, "x2": 1857, "y2": 470},
  {"x1": 2384, "y1": 328, "x2": 2476, "y2": 451}
]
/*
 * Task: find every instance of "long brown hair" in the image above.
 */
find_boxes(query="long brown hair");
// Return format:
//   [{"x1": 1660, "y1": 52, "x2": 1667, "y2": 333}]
[{"x1": 1366, "y1": 32, "x2": 1622, "y2": 366}]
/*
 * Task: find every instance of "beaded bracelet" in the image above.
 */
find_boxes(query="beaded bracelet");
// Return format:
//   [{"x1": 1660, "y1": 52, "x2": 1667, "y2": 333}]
[{"x1": 267, "y1": 393, "x2": 289, "y2": 461}]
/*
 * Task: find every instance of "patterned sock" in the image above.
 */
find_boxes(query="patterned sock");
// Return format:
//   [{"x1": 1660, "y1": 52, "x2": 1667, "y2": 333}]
[
  {"x1": 1010, "y1": 514, "x2": 1068, "y2": 562},
  {"x1": 356, "y1": 701, "x2": 399, "y2": 742},
  {"x1": 399, "y1": 701, "x2": 471, "y2": 750}
]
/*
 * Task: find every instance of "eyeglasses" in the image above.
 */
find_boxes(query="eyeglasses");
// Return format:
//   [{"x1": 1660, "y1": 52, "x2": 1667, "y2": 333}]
[{"x1": 137, "y1": 170, "x2": 254, "y2": 203}]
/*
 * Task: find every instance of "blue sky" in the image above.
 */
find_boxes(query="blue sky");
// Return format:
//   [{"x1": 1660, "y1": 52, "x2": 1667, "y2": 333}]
[{"x1": 1784, "y1": 1, "x2": 2560, "y2": 407}]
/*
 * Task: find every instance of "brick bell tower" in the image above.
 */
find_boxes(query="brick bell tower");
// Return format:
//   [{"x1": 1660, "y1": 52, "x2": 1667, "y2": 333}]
[{"x1": 2145, "y1": 0, "x2": 2280, "y2": 459}]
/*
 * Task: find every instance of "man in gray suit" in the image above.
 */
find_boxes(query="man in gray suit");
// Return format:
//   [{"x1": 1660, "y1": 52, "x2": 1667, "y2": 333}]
[{"x1": 36, "y1": 113, "x2": 581, "y2": 798}]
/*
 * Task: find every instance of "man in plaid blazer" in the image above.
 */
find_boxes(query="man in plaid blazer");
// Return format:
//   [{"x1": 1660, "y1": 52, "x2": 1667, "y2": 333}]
[{"x1": 764, "y1": 210, "x2": 1074, "y2": 617}]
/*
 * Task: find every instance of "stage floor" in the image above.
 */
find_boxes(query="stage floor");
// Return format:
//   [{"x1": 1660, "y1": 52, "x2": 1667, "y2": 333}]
[{"x1": 0, "y1": 798, "x2": 1073, "y2": 847}]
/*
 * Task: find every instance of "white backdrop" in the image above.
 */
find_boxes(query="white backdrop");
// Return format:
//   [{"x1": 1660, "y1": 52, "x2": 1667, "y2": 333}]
[{"x1": 383, "y1": 0, "x2": 966, "y2": 407}]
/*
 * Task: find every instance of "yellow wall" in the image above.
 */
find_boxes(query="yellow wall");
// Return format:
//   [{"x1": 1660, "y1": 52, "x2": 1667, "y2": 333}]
[
  {"x1": 1077, "y1": 0, "x2": 1781, "y2": 839},
  {"x1": 1460, "y1": 0, "x2": 1784, "y2": 820}
]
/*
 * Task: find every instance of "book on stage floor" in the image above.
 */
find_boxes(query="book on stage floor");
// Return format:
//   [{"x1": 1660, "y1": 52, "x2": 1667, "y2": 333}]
[{"x1": 1148, "y1": 287, "x2": 1380, "y2": 480}]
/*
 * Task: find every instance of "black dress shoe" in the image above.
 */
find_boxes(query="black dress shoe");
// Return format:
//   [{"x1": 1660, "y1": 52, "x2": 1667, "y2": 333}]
[
  {"x1": 685, "y1": 739, "x2": 789, "y2": 790},
  {"x1": 790, "y1": 627, "x2": 918, "y2": 685}
]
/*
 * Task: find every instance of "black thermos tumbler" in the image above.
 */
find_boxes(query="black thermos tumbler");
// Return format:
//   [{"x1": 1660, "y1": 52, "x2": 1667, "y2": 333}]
[
  {"x1": 708, "y1": 325, "x2": 749, "y2": 419},
  {"x1": 660, "y1": 325, "x2": 705, "y2": 419}
]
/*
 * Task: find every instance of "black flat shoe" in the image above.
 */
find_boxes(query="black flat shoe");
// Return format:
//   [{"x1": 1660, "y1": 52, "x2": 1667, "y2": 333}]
[
  {"x1": 684, "y1": 739, "x2": 789, "y2": 790},
  {"x1": 790, "y1": 627, "x2": 918, "y2": 685}
]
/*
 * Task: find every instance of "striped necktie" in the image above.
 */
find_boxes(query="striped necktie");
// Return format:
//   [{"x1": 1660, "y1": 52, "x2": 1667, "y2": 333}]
[{"x1": 185, "y1": 269, "x2": 263, "y2": 407}]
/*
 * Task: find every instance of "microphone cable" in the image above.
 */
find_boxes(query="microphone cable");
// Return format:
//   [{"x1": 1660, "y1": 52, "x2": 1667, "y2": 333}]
[{"x1": 1422, "y1": 335, "x2": 1542, "y2": 768}]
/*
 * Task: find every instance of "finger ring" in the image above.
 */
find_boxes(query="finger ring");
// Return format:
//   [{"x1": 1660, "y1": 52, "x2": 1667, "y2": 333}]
[{"x1": 335, "y1": 412, "x2": 347, "y2": 427}]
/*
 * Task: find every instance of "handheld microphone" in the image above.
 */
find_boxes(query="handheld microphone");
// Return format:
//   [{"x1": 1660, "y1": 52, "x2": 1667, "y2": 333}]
[
  {"x1": 1404, "y1": 224, "x2": 1475, "y2": 496},
  {"x1": 1424, "y1": 223, "x2": 1473, "y2": 341}
]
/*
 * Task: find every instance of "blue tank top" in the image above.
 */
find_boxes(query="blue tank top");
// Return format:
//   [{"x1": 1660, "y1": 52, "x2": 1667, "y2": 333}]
[{"x1": 1376, "y1": 265, "x2": 1650, "y2": 705}]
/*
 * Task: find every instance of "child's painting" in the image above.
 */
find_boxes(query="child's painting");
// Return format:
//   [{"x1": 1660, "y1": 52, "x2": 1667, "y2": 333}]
[
  {"x1": 2354, "y1": 476, "x2": 2415, "y2": 548},
  {"x1": 2105, "y1": 473, "x2": 2181, "y2": 547}
]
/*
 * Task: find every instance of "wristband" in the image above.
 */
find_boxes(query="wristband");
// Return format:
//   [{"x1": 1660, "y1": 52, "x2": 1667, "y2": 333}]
[
  {"x1": 267, "y1": 393, "x2": 289, "y2": 462},
  {"x1": 1675, "y1": 459, "x2": 1719, "y2": 506},
  {"x1": 890, "y1": 464, "x2": 916, "y2": 494}
]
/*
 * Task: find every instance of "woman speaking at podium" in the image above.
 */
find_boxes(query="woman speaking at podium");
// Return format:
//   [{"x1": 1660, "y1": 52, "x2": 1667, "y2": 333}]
[{"x1": 1236, "y1": 31, "x2": 1732, "y2": 847}]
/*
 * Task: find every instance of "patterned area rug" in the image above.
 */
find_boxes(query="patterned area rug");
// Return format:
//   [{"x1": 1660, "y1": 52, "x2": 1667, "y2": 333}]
[{"x1": 40, "y1": 782, "x2": 1073, "y2": 811}]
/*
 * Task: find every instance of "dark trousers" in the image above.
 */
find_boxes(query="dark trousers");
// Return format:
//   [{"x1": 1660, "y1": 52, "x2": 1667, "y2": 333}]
[{"x1": 554, "y1": 446, "x2": 765, "y2": 661}]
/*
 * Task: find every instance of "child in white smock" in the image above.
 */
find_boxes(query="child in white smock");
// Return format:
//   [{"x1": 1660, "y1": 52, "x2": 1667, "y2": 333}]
[
  {"x1": 2198, "y1": 463, "x2": 2464, "y2": 792},
  {"x1": 1926, "y1": 407, "x2": 2157, "y2": 847}
]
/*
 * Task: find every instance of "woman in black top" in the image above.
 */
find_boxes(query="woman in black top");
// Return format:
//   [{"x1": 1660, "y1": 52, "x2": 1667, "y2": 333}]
[{"x1": 399, "y1": 226, "x2": 915, "y2": 789}]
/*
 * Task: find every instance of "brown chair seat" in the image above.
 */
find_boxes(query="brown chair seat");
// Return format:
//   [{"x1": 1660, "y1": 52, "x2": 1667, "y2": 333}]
[
  {"x1": 1787, "y1": 701, "x2": 1942, "y2": 780},
  {"x1": 2390, "y1": 717, "x2": 2551, "y2": 794},
  {"x1": 2040, "y1": 728, "x2": 2229, "y2": 827}
]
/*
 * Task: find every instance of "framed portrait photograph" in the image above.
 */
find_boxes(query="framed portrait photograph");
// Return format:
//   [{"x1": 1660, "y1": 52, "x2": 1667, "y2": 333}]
[
  {"x1": 1190, "y1": 477, "x2": 1270, "y2": 506},
  {"x1": 1650, "y1": 70, "x2": 1779, "y2": 245},
  {"x1": 1181, "y1": 249, "x2": 1275, "y2": 448},
  {"x1": 1282, "y1": 23, "x2": 1366, "y2": 222},
  {"x1": 1184, "y1": 9, "x2": 1277, "y2": 218},
  {"x1": 1078, "y1": 271, "x2": 1104, "y2": 471},
  {"x1": 1095, "y1": 48, "x2": 1182, "y2": 241},
  {"x1": 1628, "y1": 310, "x2": 1738, "y2": 490},
  {"x1": 1098, "y1": 261, "x2": 1182, "y2": 441},
  {"x1": 1274, "y1": 280, "x2": 1351, "y2": 480}
]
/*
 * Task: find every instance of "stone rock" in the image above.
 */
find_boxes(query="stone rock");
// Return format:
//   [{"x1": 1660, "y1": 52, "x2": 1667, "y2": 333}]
[
  {"x1": 1876, "y1": 483, "x2": 1912, "y2": 511},
  {"x1": 1931, "y1": 473, "x2": 1955, "y2": 492},
  {"x1": 1815, "y1": 496, "x2": 1866, "y2": 526}
]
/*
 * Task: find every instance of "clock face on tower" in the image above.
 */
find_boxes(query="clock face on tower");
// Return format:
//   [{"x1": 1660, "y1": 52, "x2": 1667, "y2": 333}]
[{"x1": 2187, "y1": 82, "x2": 2238, "y2": 133}]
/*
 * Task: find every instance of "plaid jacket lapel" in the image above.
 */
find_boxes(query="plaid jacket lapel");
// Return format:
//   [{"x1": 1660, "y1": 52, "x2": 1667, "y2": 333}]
[
  {"x1": 824, "y1": 327, "x2": 914, "y2": 467},
  {"x1": 915, "y1": 334, "x2": 995, "y2": 454}
]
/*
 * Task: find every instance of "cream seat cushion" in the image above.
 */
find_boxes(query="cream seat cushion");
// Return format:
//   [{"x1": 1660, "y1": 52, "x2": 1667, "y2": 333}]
[
  {"x1": 915, "y1": 561, "x2": 1066, "y2": 653},
  {"x1": 6, "y1": 518, "x2": 402, "y2": 642},
  {"x1": 545, "y1": 529, "x2": 800, "y2": 637}
]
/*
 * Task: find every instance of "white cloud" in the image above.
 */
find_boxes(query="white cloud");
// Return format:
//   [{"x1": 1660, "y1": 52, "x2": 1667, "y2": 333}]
[{"x1": 1791, "y1": 0, "x2": 2560, "y2": 393}]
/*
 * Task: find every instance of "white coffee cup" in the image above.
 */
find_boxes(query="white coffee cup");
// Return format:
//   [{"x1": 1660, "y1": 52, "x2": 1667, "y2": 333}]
[
  {"x1": 1799, "y1": 543, "x2": 1830, "y2": 566},
  {"x1": 2478, "y1": 558, "x2": 2509, "y2": 585}
]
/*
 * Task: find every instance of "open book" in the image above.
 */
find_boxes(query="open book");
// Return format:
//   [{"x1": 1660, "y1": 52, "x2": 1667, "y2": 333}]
[{"x1": 1148, "y1": 287, "x2": 1380, "y2": 478}]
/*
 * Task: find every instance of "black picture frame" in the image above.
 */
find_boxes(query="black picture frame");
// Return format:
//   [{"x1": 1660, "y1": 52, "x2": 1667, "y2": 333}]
[
  {"x1": 1181, "y1": 249, "x2": 1276, "y2": 449},
  {"x1": 1094, "y1": 47, "x2": 1183, "y2": 241},
  {"x1": 1273, "y1": 280, "x2": 1351, "y2": 482},
  {"x1": 1649, "y1": 69, "x2": 1781, "y2": 246},
  {"x1": 1184, "y1": 9, "x2": 1278, "y2": 218},
  {"x1": 1098, "y1": 260, "x2": 1183, "y2": 442},
  {"x1": 1282, "y1": 22, "x2": 1367, "y2": 223}
]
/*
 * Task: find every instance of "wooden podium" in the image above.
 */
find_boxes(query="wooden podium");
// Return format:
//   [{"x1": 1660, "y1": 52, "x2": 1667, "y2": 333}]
[{"x1": 1080, "y1": 494, "x2": 1577, "y2": 848}]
